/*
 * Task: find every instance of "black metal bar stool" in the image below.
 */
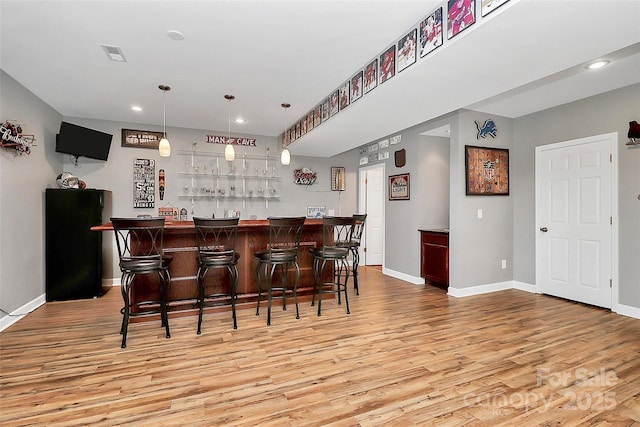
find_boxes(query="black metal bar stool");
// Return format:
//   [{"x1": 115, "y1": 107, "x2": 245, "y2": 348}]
[
  {"x1": 193, "y1": 217, "x2": 240, "y2": 333},
  {"x1": 347, "y1": 214, "x2": 367, "y2": 295},
  {"x1": 111, "y1": 217, "x2": 171, "y2": 348},
  {"x1": 310, "y1": 216, "x2": 355, "y2": 316},
  {"x1": 254, "y1": 217, "x2": 306, "y2": 325}
]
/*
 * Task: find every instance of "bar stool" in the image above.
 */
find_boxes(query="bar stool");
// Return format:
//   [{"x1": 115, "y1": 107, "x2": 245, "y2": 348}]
[
  {"x1": 310, "y1": 216, "x2": 356, "y2": 316},
  {"x1": 347, "y1": 214, "x2": 367, "y2": 295},
  {"x1": 111, "y1": 217, "x2": 171, "y2": 348},
  {"x1": 254, "y1": 217, "x2": 306, "y2": 325},
  {"x1": 193, "y1": 217, "x2": 240, "y2": 333}
]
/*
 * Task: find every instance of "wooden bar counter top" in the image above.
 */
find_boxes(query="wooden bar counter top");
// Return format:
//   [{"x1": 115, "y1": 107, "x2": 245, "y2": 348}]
[{"x1": 93, "y1": 218, "x2": 328, "y2": 318}]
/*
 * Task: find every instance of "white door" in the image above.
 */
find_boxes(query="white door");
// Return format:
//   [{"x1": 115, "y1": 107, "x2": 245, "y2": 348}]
[
  {"x1": 535, "y1": 133, "x2": 615, "y2": 308},
  {"x1": 359, "y1": 164, "x2": 384, "y2": 265}
]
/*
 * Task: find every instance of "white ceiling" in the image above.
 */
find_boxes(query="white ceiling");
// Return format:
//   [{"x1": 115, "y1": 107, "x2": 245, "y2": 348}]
[{"x1": 1, "y1": 0, "x2": 639, "y2": 158}]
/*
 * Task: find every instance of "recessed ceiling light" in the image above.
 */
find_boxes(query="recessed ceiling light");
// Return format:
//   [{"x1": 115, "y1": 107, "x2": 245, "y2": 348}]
[
  {"x1": 131, "y1": 105, "x2": 142, "y2": 112},
  {"x1": 586, "y1": 60, "x2": 610, "y2": 70},
  {"x1": 235, "y1": 118, "x2": 245, "y2": 124},
  {"x1": 167, "y1": 30, "x2": 184, "y2": 41}
]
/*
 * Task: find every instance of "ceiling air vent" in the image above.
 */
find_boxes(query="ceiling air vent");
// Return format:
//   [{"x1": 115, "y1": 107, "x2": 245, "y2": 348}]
[{"x1": 101, "y1": 44, "x2": 127, "y2": 62}]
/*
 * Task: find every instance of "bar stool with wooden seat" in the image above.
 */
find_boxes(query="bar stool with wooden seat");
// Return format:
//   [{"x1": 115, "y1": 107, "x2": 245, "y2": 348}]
[
  {"x1": 254, "y1": 217, "x2": 306, "y2": 325},
  {"x1": 193, "y1": 217, "x2": 240, "y2": 334},
  {"x1": 310, "y1": 216, "x2": 356, "y2": 316},
  {"x1": 111, "y1": 217, "x2": 171, "y2": 348}
]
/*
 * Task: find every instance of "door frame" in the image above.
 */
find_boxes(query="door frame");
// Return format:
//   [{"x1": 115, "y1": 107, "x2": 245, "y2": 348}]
[
  {"x1": 359, "y1": 163, "x2": 385, "y2": 267},
  {"x1": 534, "y1": 132, "x2": 619, "y2": 311}
]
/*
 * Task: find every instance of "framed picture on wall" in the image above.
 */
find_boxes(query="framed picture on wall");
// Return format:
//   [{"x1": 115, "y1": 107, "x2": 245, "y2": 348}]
[
  {"x1": 321, "y1": 98, "x2": 330, "y2": 122},
  {"x1": 448, "y1": 0, "x2": 476, "y2": 39},
  {"x1": 465, "y1": 145, "x2": 509, "y2": 195},
  {"x1": 389, "y1": 173, "x2": 410, "y2": 200},
  {"x1": 364, "y1": 58, "x2": 378, "y2": 94},
  {"x1": 329, "y1": 89, "x2": 340, "y2": 116},
  {"x1": 420, "y1": 7, "x2": 443, "y2": 57},
  {"x1": 351, "y1": 70, "x2": 363, "y2": 103},
  {"x1": 379, "y1": 45, "x2": 396, "y2": 84},
  {"x1": 481, "y1": 0, "x2": 510, "y2": 16},
  {"x1": 397, "y1": 28, "x2": 417, "y2": 72},
  {"x1": 339, "y1": 80, "x2": 350, "y2": 111}
]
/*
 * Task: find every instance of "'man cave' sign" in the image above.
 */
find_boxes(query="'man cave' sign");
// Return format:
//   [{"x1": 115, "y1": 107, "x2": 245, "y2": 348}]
[{"x1": 206, "y1": 135, "x2": 257, "y2": 147}]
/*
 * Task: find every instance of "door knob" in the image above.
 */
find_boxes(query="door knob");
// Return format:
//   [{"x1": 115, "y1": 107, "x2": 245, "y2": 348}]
[{"x1": 540, "y1": 227, "x2": 548, "y2": 232}]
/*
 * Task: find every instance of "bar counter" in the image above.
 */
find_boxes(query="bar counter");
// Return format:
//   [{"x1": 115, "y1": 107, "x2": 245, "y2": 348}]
[{"x1": 92, "y1": 218, "x2": 328, "y2": 318}]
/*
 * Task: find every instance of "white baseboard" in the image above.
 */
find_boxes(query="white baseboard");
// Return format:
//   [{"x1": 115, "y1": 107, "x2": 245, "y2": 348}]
[
  {"x1": 614, "y1": 303, "x2": 640, "y2": 320},
  {"x1": 105, "y1": 278, "x2": 120, "y2": 287},
  {"x1": 382, "y1": 267, "x2": 424, "y2": 285},
  {"x1": 0, "y1": 293, "x2": 46, "y2": 332},
  {"x1": 513, "y1": 280, "x2": 537, "y2": 294},
  {"x1": 447, "y1": 281, "x2": 514, "y2": 298}
]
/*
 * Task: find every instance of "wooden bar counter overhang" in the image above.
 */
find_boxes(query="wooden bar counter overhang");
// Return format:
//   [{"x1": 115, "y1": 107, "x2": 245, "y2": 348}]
[{"x1": 92, "y1": 218, "x2": 330, "y2": 320}]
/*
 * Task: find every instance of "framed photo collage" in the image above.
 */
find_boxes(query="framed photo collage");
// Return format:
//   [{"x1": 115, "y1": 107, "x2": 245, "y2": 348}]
[{"x1": 283, "y1": 0, "x2": 511, "y2": 146}]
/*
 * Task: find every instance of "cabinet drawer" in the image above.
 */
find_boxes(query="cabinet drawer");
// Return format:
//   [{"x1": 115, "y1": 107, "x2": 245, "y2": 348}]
[{"x1": 421, "y1": 232, "x2": 448, "y2": 246}]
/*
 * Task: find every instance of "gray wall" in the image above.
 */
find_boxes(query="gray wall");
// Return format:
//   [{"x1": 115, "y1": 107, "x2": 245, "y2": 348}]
[
  {"x1": 512, "y1": 83, "x2": 640, "y2": 308},
  {"x1": 356, "y1": 119, "x2": 451, "y2": 279},
  {"x1": 449, "y1": 111, "x2": 514, "y2": 288},
  {"x1": 0, "y1": 70, "x2": 62, "y2": 313}
]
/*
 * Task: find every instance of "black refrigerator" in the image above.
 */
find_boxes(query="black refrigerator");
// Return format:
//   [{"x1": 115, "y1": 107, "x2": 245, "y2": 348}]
[{"x1": 45, "y1": 188, "x2": 112, "y2": 301}]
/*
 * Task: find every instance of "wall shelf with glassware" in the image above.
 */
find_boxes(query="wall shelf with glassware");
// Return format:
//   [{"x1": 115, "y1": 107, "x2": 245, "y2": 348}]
[{"x1": 177, "y1": 148, "x2": 282, "y2": 210}]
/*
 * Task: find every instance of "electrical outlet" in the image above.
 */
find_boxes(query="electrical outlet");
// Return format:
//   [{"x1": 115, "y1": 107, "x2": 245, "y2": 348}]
[{"x1": 501, "y1": 259, "x2": 507, "y2": 269}]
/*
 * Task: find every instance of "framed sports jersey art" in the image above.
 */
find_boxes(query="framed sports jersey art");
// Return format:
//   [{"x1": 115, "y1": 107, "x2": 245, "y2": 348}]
[{"x1": 448, "y1": 0, "x2": 476, "y2": 39}]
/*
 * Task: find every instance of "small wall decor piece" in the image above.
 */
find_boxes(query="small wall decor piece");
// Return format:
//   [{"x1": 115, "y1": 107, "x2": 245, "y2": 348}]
[
  {"x1": 205, "y1": 134, "x2": 257, "y2": 147},
  {"x1": 158, "y1": 205, "x2": 178, "y2": 220},
  {"x1": 307, "y1": 206, "x2": 326, "y2": 218},
  {"x1": 465, "y1": 145, "x2": 509, "y2": 195},
  {"x1": 626, "y1": 120, "x2": 640, "y2": 146},
  {"x1": 475, "y1": 119, "x2": 498, "y2": 139},
  {"x1": 389, "y1": 173, "x2": 410, "y2": 200},
  {"x1": 420, "y1": 7, "x2": 443, "y2": 57},
  {"x1": 395, "y1": 149, "x2": 406, "y2": 167},
  {"x1": 390, "y1": 134, "x2": 402, "y2": 144},
  {"x1": 158, "y1": 169, "x2": 165, "y2": 201},
  {"x1": 133, "y1": 158, "x2": 155, "y2": 208},
  {"x1": 1, "y1": 120, "x2": 35, "y2": 155},
  {"x1": 331, "y1": 167, "x2": 346, "y2": 191},
  {"x1": 448, "y1": 0, "x2": 476, "y2": 39},
  {"x1": 121, "y1": 129, "x2": 163, "y2": 149},
  {"x1": 294, "y1": 167, "x2": 317, "y2": 185}
]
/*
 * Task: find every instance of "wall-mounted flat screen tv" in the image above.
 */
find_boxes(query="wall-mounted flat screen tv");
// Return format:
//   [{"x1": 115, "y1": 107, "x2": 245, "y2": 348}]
[{"x1": 56, "y1": 121, "x2": 113, "y2": 161}]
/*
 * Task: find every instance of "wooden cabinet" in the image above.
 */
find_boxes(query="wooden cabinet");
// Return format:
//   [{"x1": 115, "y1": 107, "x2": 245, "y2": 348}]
[{"x1": 420, "y1": 229, "x2": 449, "y2": 288}]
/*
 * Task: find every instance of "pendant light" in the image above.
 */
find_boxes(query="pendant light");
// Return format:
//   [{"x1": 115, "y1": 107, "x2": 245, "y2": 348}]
[
  {"x1": 280, "y1": 102, "x2": 291, "y2": 166},
  {"x1": 224, "y1": 94, "x2": 236, "y2": 161},
  {"x1": 158, "y1": 85, "x2": 171, "y2": 157}
]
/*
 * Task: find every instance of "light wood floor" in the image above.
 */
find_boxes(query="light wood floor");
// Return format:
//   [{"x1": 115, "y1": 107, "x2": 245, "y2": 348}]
[{"x1": 1, "y1": 267, "x2": 639, "y2": 426}]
